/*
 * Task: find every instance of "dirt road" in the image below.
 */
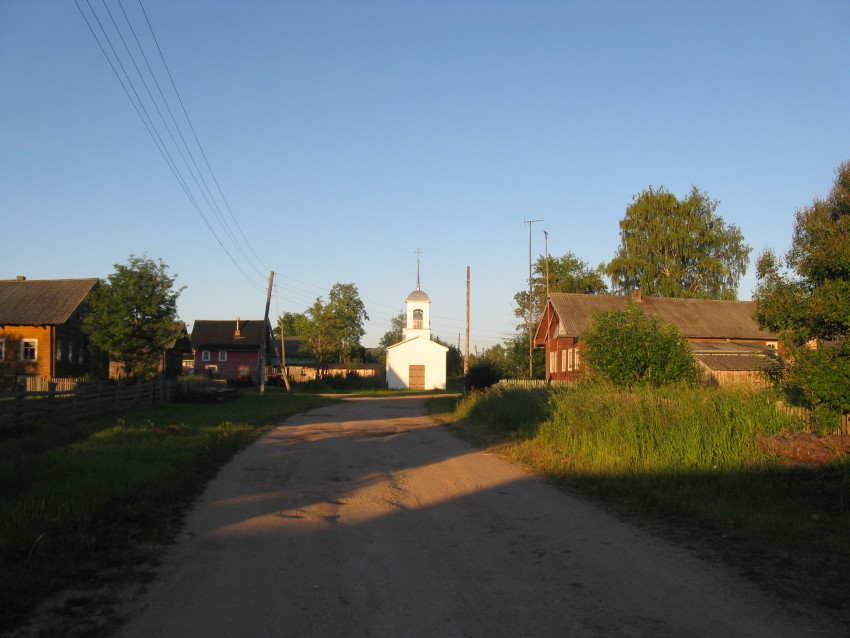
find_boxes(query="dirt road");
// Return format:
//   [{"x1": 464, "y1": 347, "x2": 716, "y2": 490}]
[{"x1": 120, "y1": 396, "x2": 840, "y2": 637}]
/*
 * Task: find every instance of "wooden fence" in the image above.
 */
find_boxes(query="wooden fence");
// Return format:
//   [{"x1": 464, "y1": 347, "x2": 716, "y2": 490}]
[
  {"x1": 496, "y1": 379, "x2": 573, "y2": 389},
  {"x1": 0, "y1": 380, "x2": 177, "y2": 428},
  {"x1": 775, "y1": 401, "x2": 850, "y2": 435}
]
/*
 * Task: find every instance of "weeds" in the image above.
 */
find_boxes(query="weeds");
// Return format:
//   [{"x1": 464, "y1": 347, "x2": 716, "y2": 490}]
[{"x1": 439, "y1": 382, "x2": 850, "y2": 620}]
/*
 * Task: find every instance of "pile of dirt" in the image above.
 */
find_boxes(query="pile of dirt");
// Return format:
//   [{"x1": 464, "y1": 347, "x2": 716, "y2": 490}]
[{"x1": 757, "y1": 431, "x2": 850, "y2": 466}]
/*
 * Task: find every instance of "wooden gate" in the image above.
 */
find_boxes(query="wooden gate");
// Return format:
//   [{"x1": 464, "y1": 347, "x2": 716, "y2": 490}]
[{"x1": 409, "y1": 365, "x2": 425, "y2": 390}]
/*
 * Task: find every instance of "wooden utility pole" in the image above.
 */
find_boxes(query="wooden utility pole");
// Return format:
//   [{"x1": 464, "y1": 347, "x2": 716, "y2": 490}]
[
  {"x1": 259, "y1": 271, "x2": 274, "y2": 395},
  {"x1": 277, "y1": 316, "x2": 292, "y2": 393},
  {"x1": 524, "y1": 219, "x2": 543, "y2": 380},
  {"x1": 464, "y1": 266, "x2": 470, "y2": 375}
]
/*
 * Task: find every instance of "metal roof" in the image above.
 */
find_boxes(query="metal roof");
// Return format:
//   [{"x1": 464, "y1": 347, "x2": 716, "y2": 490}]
[
  {"x1": 0, "y1": 278, "x2": 99, "y2": 325},
  {"x1": 406, "y1": 289, "x2": 430, "y2": 302},
  {"x1": 190, "y1": 319, "x2": 270, "y2": 350},
  {"x1": 547, "y1": 293, "x2": 778, "y2": 340}
]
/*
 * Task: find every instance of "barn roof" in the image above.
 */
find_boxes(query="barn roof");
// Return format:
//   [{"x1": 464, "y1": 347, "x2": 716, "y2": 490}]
[
  {"x1": 0, "y1": 278, "x2": 99, "y2": 325},
  {"x1": 190, "y1": 319, "x2": 270, "y2": 350},
  {"x1": 546, "y1": 293, "x2": 778, "y2": 341}
]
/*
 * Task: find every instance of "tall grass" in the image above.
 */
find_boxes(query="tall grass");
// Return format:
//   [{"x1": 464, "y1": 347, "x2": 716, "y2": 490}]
[
  {"x1": 537, "y1": 382, "x2": 795, "y2": 474},
  {"x1": 441, "y1": 382, "x2": 850, "y2": 619},
  {"x1": 0, "y1": 389, "x2": 336, "y2": 632}
]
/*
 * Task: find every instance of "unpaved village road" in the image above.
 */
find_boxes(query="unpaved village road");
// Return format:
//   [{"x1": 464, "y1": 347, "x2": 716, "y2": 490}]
[{"x1": 121, "y1": 396, "x2": 840, "y2": 637}]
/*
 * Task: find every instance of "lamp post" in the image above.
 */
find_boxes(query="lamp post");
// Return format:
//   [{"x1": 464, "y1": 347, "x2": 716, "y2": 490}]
[{"x1": 524, "y1": 218, "x2": 543, "y2": 380}]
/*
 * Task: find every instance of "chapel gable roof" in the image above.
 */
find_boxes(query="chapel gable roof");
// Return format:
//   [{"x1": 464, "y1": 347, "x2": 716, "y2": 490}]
[{"x1": 0, "y1": 278, "x2": 99, "y2": 325}]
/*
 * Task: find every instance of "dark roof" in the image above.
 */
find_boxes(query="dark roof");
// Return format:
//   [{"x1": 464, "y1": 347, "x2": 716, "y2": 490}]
[
  {"x1": 696, "y1": 354, "x2": 769, "y2": 372},
  {"x1": 190, "y1": 319, "x2": 270, "y2": 350},
  {"x1": 0, "y1": 278, "x2": 99, "y2": 325},
  {"x1": 546, "y1": 293, "x2": 778, "y2": 340}
]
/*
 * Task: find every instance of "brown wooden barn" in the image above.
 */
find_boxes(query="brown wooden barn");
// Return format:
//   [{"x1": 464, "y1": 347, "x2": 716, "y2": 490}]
[
  {"x1": 0, "y1": 276, "x2": 103, "y2": 389},
  {"x1": 534, "y1": 291, "x2": 780, "y2": 386}
]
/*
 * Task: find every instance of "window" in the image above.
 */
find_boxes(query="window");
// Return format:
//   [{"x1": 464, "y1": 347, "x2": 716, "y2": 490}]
[
  {"x1": 413, "y1": 309, "x2": 423, "y2": 330},
  {"x1": 22, "y1": 339, "x2": 37, "y2": 361},
  {"x1": 549, "y1": 352, "x2": 556, "y2": 373},
  {"x1": 568, "y1": 348, "x2": 574, "y2": 372},
  {"x1": 0, "y1": 339, "x2": 4, "y2": 361},
  {"x1": 218, "y1": 351, "x2": 228, "y2": 362},
  {"x1": 202, "y1": 351, "x2": 211, "y2": 362},
  {"x1": 561, "y1": 349, "x2": 567, "y2": 372},
  {"x1": 575, "y1": 347, "x2": 581, "y2": 370}
]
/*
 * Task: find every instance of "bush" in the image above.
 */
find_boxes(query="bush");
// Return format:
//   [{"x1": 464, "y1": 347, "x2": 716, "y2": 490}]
[
  {"x1": 580, "y1": 302, "x2": 700, "y2": 387},
  {"x1": 465, "y1": 362, "x2": 501, "y2": 392}
]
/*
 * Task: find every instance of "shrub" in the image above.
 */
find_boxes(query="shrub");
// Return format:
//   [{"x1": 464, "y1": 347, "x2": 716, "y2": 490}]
[
  {"x1": 465, "y1": 362, "x2": 501, "y2": 392},
  {"x1": 580, "y1": 302, "x2": 700, "y2": 387}
]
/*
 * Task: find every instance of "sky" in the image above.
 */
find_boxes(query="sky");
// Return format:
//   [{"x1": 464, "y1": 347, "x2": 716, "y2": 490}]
[{"x1": 1, "y1": 1, "x2": 849, "y2": 351}]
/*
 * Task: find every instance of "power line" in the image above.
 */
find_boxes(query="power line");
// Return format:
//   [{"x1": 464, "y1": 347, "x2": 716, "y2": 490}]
[{"x1": 75, "y1": 0, "x2": 269, "y2": 290}]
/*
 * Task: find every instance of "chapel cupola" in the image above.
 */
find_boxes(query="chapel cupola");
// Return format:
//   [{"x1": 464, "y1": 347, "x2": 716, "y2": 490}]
[{"x1": 403, "y1": 250, "x2": 431, "y2": 340}]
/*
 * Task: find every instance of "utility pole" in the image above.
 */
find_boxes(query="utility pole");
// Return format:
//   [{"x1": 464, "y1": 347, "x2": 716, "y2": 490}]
[
  {"x1": 277, "y1": 316, "x2": 292, "y2": 393},
  {"x1": 259, "y1": 271, "x2": 274, "y2": 395},
  {"x1": 524, "y1": 219, "x2": 543, "y2": 380},
  {"x1": 465, "y1": 266, "x2": 470, "y2": 376},
  {"x1": 544, "y1": 230, "x2": 550, "y2": 302}
]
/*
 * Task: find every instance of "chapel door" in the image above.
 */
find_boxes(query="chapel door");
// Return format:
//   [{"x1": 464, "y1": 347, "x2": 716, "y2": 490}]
[{"x1": 409, "y1": 365, "x2": 425, "y2": 390}]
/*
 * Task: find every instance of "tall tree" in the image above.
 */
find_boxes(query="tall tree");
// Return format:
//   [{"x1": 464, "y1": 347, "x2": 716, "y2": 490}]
[
  {"x1": 274, "y1": 311, "x2": 310, "y2": 338},
  {"x1": 606, "y1": 186, "x2": 750, "y2": 299},
  {"x1": 513, "y1": 252, "x2": 608, "y2": 330},
  {"x1": 300, "y1": 283, "x2": 369, "y2": 372},
  {"x1": 754, "y1": 160, "x2": 850, "y2": 416},
  {"x1": 327, "y1": 283, "x2": 369, "y2": 364},
  {"x1": 83, "y1": 255, "x2": 184, "y2": 379}
]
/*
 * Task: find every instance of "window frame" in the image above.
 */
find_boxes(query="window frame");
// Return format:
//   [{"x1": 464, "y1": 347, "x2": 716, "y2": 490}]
[
  {"x1": 0, "y1": 338, "x2": 5, "y2": 361},
  {"x1": 201, "y1": 351, "x2": 211, "y2": 362},
  {"x1": 218, "y1": 351, "x2": 228, "y2": 362},
  {"x1": 21, "y1": 339, "x2": 37, "y2": 361}
]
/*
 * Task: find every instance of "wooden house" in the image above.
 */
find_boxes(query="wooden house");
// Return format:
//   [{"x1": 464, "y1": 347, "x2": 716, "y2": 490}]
[
  {"x1": 190, "y1": 318, "x2": 274, "y2": 382},
  {"x1": 0, "y1": 276, "x2": 103, "y2": 389},
  {"x1": 534, "y1": 291, "x2": 780, "y2": 386}
]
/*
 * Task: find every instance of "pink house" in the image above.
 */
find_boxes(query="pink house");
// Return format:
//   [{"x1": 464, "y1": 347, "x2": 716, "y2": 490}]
[{"x1": 189, "y1": 318, "x2": 274, "y2": 382}]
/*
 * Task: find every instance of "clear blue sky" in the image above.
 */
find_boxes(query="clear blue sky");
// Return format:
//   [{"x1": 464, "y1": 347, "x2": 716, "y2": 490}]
[{"x1": 2, "y1": 1, "x2": 848, "y2": 351}]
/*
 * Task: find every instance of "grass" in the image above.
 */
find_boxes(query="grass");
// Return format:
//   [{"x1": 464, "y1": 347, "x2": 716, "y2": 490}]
[
  {"x1": 433, "y1": 382, "x2": 850, "y2": 622},
  {"x1": 0, "y1": 388, "x2": 337, "y2": 633}
]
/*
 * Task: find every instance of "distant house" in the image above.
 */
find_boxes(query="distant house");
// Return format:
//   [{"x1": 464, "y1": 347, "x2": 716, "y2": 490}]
[
  {"x1": 534, "y1": 291, "x2": 780, "y2": 386},
  {"x1": 190, "y1": 318, "x2": 274, "y2": 382},
  {"x1": 0, "y1": 276, "x2": 104, "y2": 388}
]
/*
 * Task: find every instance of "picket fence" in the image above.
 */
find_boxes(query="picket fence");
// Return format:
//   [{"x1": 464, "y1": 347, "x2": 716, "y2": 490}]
[
  {"x1": 775, "y1": 401, "x2": 850, "y2": 435},
  {"x1": 0, "y1": 379, "x2": 224, "y2": 428}
]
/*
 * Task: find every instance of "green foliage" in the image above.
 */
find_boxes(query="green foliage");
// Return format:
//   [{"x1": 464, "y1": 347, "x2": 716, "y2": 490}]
[
  {"x1": 432, "y1": 335, "x2": 464, "y2": 376},
  {"x1": 300, "y1": 283, "x2": 369, "y2": 372},
  {"x1": 456, "y1": 387, "x2": 551, "y2": 434},
  {"x1": 83, "y1": 255, "x2": 184, "y2": 379},
  {"x1": 275, "y1": 311, "x2": 310, "y2": 338},
  {"x1": 580, "y1": 302, "x2": 700, "y2": 387},
  {"x1": 514, "y1": 252, "x2": 607, "y2": 331},
  {"x1": 606, "y1": 186, "x2": 750, "y2": 299},
  {"x1": 754, "y1": 160, "x2": 850, "y2": 418},
  {"x1": 464, "y1": 362, "x2": 502, "y2": 392}
]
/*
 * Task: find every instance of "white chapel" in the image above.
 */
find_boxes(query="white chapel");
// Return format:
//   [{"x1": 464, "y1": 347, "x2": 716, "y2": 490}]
[{"x1": 385, "y1": 259, "x2": 448, "y2": 390}]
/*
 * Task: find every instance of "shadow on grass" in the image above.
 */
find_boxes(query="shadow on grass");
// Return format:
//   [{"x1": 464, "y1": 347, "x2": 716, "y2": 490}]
[{"x1": 436, "y1": 392, "x2": 850, "y2": 622}]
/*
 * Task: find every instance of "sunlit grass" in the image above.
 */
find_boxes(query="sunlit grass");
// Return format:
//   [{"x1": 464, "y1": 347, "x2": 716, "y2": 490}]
[{"x1": 438, "y1": 383, "x2": 850, "y2": 619}]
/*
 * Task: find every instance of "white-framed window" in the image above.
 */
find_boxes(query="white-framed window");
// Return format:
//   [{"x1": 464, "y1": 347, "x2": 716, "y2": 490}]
[
  {"x1": 561, "y1": 349, "x2": 567, "y2": 372},
  {"x1": 575, "y1": 347, "x2": 581, "y2": 370},
  {"x1": 201, "y1": 351, "x2": 211, "y2": 362},
  {"x1": 218, "y1": 351, "x2": 228, "y2": 362},
  {"x1": 413, "y1": 309, "x2": 423, "y2": 329},
  {"x1": 0, "y1": 338, "x2": 5, "y2": 361},
  {"x1": 22, "y1": 339, "x2": 37, "y2": 361},
  {"x1": 568, "y1": 348, "x2": 574, "y2": 372},
  {"x1": 549, "y1": 351, "x2": 556, "y2": 373},
  {"x1": 56, "y1": 340, "x2": 63, "y2": 362}
]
